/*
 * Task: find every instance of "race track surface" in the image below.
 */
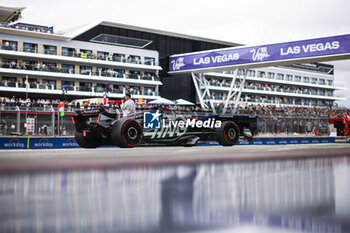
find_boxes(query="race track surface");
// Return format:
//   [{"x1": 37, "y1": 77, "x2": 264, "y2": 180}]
[{"x1": 1, "y1": 144, "x2": 350, "y2": 172}]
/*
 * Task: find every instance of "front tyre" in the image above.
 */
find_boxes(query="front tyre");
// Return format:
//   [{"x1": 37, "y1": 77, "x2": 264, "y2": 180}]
[
  {"x1": 215, "y1": 121, "x2": 240, "y2": 146},
  {"x1": 111, "y1": 118, "x2": 143, "y2": 148},
  {"x1": 75, "y1": 132, "x2": 101, "y2": 148}
]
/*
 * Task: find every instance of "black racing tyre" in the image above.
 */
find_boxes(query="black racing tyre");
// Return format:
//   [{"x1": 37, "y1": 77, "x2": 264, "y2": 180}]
[
  {"x1": 111, "y1": 118, "x2": 143, "y2": 148},
  {"x1": 75, "y1": 132, "x2": 101, "y2": 148},
  {"x1": 215, "y1": 121, "x2": 240, "y2": 146}
]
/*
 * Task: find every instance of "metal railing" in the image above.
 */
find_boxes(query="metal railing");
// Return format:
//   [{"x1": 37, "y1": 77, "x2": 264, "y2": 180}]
[
  {"x1": 0, "y1": 45, "x2": 160, "y2": 66},
  {"x1": 0, "y1": 105, "x2": 332, "y2": 137},
  {"x1": 0, "y1": 64, "x2": 159, "y2": 82},
  {"x1": 256, "y1": 116, "x2": 329, "y2": 136}
]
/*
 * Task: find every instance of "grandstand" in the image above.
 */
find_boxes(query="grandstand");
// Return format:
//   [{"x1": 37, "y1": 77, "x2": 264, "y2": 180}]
[
  {"x1": 0, "y1": 5, "x2": 345, "y2": 108},
  {"x1": 0, "y1": 5, "x2": 348, "y2": 138}
]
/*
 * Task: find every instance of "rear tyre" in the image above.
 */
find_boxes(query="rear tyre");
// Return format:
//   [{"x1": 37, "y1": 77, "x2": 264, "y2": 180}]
[
  {"x1": 75, "y1": 132, "x2": 101, "y2": 148},
  {"x1": 111, "y1": 118, "x2": 143, "y2": 148},
  {"x1": 215, "y1": 121, "x2": 240, "y2": 146}
]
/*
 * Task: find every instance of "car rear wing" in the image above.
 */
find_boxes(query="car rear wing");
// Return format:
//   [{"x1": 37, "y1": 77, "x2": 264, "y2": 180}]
[
  {"x1": 76, "y1": 109, "x2": 102, "y2": 117},
  {"x1": 76, "y1": 108, "x2": 121, "y2": 120}
]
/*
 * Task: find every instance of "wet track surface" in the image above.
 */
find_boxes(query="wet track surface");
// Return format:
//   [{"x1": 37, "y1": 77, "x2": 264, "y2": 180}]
[{"x1": 0, "y1": 144, "x2": 350, "y2": 233}]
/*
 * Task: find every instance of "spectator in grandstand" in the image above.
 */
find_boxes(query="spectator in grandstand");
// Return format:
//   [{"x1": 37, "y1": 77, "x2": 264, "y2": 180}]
[
  {"x1": 4, "y1": 41, "x2": 9, "y2": 49},
  {"x1": 35, "y1": 63, "x2": 41, "y2": 71},
  {"x1": 10, "y1": 60, "x2": 16, "y2": 69}
]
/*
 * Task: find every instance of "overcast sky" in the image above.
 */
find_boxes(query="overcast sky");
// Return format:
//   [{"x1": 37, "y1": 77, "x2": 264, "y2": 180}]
[{"x1": 3, "y1": 0, "x2": 350, "y2": 107}]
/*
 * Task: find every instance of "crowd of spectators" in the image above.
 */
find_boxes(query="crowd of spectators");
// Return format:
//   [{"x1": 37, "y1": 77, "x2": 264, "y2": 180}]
[
  {"x1": 1, "y1": 96, "x2": 349, "y2": 137},
  {"x1": 235, "y1": 104, "x2": 349, "y2": 118},
  {"x1": 0, "y1": 23, "x2": 53, "y2": 34},
  {"x1": 208, "y1": 79, "x2": 331, "y2": 97},
  {"x1": 1, "y1": 59, "x2": 159, "y2": 81},
  {"x1": 0, "y1": 96, "x2": 349, "y2": 119}
]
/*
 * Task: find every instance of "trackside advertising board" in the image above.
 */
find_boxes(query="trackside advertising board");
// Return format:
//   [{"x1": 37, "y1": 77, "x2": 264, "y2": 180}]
[
  {"x1": 0, "y1": 137, "x2": 336, "y2": 149},
  {"x1": 0, "y1": 137, "x2": 80, "y2": 149},
  {"x1": 169, "y1": 34, "x2": 350, "y2": 74},
  {"x1": 200, "y1": 137, "x2": 335, "y2": 146}
]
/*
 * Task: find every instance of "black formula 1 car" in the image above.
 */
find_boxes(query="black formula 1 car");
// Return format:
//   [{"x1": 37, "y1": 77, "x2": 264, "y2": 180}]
[{"x1": 72, "y1": 108, "x2": 258, "y2": 148}]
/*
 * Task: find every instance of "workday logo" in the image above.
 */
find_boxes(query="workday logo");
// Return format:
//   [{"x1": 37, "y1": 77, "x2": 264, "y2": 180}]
[
  {"x1": 250, "y1": 47, "x2": 270, "y2": 61},
  {"x1": 62, "y1": 138, "x2": 79, "y2": 147},
  {"x1": 34, "y1": 138, "x2": 53, "y2": 148},
  {"x1": 4, "y1": 138, "x2": 25, "y2": 148},
  {"x1": 143, "y1": 111, "x2": 161, "y2": 129},
  {"x1": 171, "y1": 57, "x2": 185, "y2": 71}
]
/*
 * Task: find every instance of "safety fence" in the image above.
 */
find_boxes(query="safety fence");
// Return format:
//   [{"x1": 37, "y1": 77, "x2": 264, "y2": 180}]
[
  {"x1": 0, "y1": 106, "x2": 331, "y2": 137},
  {"x1": 256, "y1": 116, "x2": 330, "y2": 136}
]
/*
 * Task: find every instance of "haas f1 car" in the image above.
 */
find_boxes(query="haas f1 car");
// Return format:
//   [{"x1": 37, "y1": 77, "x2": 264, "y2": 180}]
[{"x1": 72, "y1": 108, "x2": 258, "y2": 148}]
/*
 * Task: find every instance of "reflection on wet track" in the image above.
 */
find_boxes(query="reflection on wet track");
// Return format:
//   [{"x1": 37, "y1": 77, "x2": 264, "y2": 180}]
[{"x1": 0, "y1": 157, "x2": 350, "y2": 233}]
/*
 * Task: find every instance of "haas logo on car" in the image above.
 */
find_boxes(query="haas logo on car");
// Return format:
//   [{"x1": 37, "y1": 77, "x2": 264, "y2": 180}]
[{"x1": 148, "y1": 123, "x2": 187, "y2": 139}]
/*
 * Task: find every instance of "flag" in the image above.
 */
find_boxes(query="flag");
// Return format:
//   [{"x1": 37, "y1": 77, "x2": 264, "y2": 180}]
[
  {"x1": 103, "y1": 92, "x2": 108, "y2": 105},
  {"x1": 59, "y1": 102, "x2": 64, "y2": 116}
]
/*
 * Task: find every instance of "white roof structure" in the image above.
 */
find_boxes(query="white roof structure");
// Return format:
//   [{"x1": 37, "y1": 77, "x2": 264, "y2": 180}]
[
  {"x1": 59, "y1": 20, "x2": 243, "y2": 47},
  {"x1": 175, "y1": 98, "x2": 195, "y2": 106},
  {"x1": 149, "y1": 97, "x2": 175, "y2": 105},
  {"x1": 0, "y1": 6, "x2": 25, "y2": 24}
]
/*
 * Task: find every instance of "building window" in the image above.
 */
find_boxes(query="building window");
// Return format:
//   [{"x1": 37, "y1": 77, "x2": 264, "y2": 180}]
[
  {"x1": 248, "y1": 70, "x2": 256, "y2": 77},
  {"x1": 2, "y1": 40, "x2": 17, "y2": 51},
  {"x1": 328, "y1": 80, "x2": 333, "y2": 86},
  {"x1": 94, "y1": 83, "x2": 107, "y2": 93},
  {"x1": 257, "y1": 71, "x2": 266, "y2": 78},
  {"x1": 22, "y1": 60, "x2": 36, "y2": 70},
  {"x1": 80, "y1": 49, "x2": 93, "y2": 58},
  {"x1": 79, "y1": 82, "x2": 92, "y2": 92},
  {"x1": 311, "y1": 78, "x2": 317, "y2": 84},
  {"x1": 129, "y1": 86, "x2": 141, "y2": 95},
  {"x1": 97, "y1": 67, "x2": 114, "y2": 77},
  {"x1": 23, "y1": 42, "x2": 38, "y2": 53},
  {"x1": 62, "y1": 47, "x2": 76, "y2": 57},
  {"x1": 129, "y1": 71, "x2": 141, "y2": 79},
  {"x1": 143, "y1": 72, "x2": 155, "y2": 80},
  {"x1": 43, "y1": 79, "x2": 56, "y2": 89},
  {"x1": 144, "y1": 57, "x2": 155, "y2": 65},
  {"x1": 145, "y1": 87, "x2": 155, "y2": 96},
  {"x1": 112, "y1": 53, "x2": 126, "y2": 62},
  {"x1": 42, "y1": 62, "x2": 57, "y2": 72},
  {"x1": 319, "y1": 79, "x2": 325, "y2": 85},
  {"x1": 268, "y1": 72, "x2": 275, "y2": 79},
  {"x1": 303, "y1": 77, "x2": 309, "y2": 83},
  {"x1": 0, "y1": 77, "x2": 17, "y2": 87},
  {"x1": 127, "y1": 55, "x2": 141, "y2": 64},
  {"x1": 286, "y1": 75, "x2": 293, "y2": 81},
  {"x1": 62, "y1": 64, "x2": 75, "y2": 74},
  {"x1": 80, "y1": 66, "x2": 92, "y2": 75},
  {"x1": 97, "y1": 51, "x2": 110, "y2": 60},
  {"x1": 295, "y1": 76, "x2": 301, "y2": 82},
  {"x1": 25, "y1": 78, "x2": 39, "y2": 88},
  {"x1": 1, "y1": 58, "x2": 17, "y2": 69},
  {"x1": 62, "y1": 81, "x2": 75, "y2": 91},
  {"x1": 112, "y1": 85, "x2": 124, "y2": 94},
  {"x1": 277, "y1": 73, "x2": 284, "y2": 80},
  {"x1": 43, "y1": 45, "x2": 57, "y2": 55}
]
